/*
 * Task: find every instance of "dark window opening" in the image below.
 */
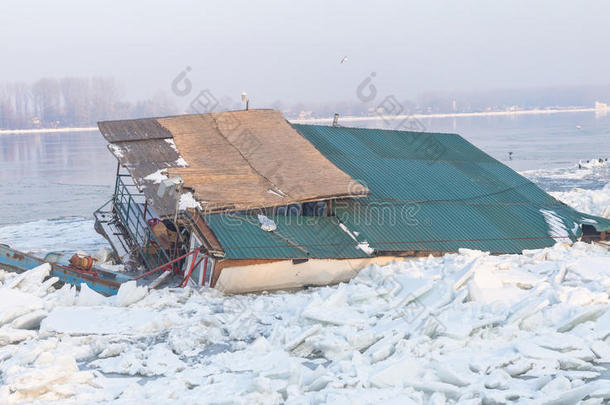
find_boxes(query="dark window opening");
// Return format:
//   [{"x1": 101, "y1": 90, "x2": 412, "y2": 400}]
[
  {"x1": 237, "y1": 201, "x2": 332, "y2": 217},
  {"x1": 276, "y1": 203, "x2": 302, "y2": 216},
  {"x1": 303, "y1": 201, "x2": 328, "y2": 216},
  {"x1": 581, "y1": 224, "x2": 603, "y2": 242}
]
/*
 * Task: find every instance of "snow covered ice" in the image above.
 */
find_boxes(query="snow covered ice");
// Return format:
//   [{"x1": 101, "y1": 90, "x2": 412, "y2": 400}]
[
  {"x1": 551, "y1": 183, "x2": 610, "y2": 218},
  {"x1": 1, "y1": 241, "x2": 610, "y2": 403}
]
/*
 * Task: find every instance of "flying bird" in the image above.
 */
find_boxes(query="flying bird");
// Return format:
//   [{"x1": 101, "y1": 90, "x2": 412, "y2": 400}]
[{"x1": 340, "y1": 56, "x2": 348, "y2": 64}]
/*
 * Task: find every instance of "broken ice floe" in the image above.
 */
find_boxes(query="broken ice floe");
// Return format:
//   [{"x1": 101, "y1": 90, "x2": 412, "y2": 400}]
[{"x1": 2, "y1": 242, "x2": 610, "y2": 402}]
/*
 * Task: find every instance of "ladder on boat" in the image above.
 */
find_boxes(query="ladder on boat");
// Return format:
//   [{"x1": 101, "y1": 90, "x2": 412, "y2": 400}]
[
  {"x1": 94, "y1": 174, "x2": 192, "y2": 276},
  {"x1": 93, "y1": 199, "x2": 133, "y2": 263}
]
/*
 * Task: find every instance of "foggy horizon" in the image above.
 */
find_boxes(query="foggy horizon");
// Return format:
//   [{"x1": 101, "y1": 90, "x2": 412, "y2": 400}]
[{"x1": 2, "y1": 0, "x2": 610, "y2": 109}]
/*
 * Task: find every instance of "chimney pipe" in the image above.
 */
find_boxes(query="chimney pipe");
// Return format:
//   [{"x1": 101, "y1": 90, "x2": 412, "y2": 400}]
[{"x1": 332, "y1": 113, "x2": 339, "y2": 127}]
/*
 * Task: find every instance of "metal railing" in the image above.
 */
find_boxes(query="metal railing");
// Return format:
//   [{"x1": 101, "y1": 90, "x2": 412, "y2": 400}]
[{"x1": 113, "y1": 174, "x2": 171, "y2": 270}]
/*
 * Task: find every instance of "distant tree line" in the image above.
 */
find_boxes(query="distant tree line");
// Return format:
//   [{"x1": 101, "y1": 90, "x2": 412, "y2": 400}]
[
  {"x1": 2, "y1": 77, "x2": 607, "y2": 129},
  {"x1": 277, "y1": 84, "x2": 610, "y2": 119},
  {"x1": 0, "y1": 77, "x2": 177, "y2": 129}
]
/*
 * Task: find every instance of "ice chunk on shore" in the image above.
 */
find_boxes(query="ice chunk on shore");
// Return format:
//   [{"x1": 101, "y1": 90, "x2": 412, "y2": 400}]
[
  {"x1": 11, "y1": 310, "x2": 47, "y2": 330},
  {"x1": 76, "y1": 283, "x2": 107, "y2": 306},
  {"x1": 0, "y1": 327, "x2": 36, "y2": 346},
  {"x1": 551, "y1": 183, "x2": 610, "y2": 217},
  {"x1": 114, "y1": 280, "x2": 148, "y2": 307},
  {"x1": 0, "y1": 289, "x2": 44, "y2": 327},
  {"x1": 40, "y1": 307, "x2": 174, "y2": 335}
]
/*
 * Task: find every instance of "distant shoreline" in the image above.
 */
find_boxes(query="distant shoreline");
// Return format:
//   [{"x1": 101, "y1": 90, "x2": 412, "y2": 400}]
[
  {"x1": 292, "y1": 107, "x2": 603, "y2": 124},
  {"x1": 0, "y1": 107, "x2": 605, "y2": 133},
  {"x1": 0, "y1": 127, "x2": 97, "y2": 135}
]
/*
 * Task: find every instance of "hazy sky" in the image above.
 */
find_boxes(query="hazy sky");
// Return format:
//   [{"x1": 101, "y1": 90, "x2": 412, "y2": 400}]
[{"x1": 2, "y1": 0, "x2": 609, "y2": 106}]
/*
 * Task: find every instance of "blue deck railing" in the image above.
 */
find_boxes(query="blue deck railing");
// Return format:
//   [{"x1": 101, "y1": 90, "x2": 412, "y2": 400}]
[{"x1": 113, "y1": 174, "x2": 171, "y2": 271}]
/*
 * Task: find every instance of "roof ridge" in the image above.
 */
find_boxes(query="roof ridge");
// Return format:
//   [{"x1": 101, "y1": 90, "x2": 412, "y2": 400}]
[{"x1": 208, "y1": 113, "x2": 289, "y2": 199}]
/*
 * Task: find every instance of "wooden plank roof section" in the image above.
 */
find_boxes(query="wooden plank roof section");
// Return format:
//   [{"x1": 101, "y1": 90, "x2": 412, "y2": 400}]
[
  {"x1": 98, "y1": 110, "x2": 369, "y2": 214},
  {"x1": 99, "y1": 117, "x2": 173, "y2": 142}
]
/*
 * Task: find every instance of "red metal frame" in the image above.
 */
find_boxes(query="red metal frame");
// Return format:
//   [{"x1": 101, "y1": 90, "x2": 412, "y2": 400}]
[
  {"x1": 179, "y1": 251, "x2": 208, "y2": 287},
  {"x1": 133, "y1": 247, "x2": 202, "y2": 282},
  {"x1": 201, "y1": 256, "x2": 209, "y2": 286},
  {"x1": 126, "y1": 246, "x2": 211, "y2": 288}
]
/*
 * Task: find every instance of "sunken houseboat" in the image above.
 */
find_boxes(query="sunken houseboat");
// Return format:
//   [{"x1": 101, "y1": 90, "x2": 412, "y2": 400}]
[{"x1": 93, "y1": 109, "x2": 610, "y2": 293}]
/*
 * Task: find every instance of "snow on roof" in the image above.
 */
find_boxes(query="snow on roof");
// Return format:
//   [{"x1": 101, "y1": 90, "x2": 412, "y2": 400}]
[{"x1": 98, "y1": 110, "x2": 368, "y2": 216}]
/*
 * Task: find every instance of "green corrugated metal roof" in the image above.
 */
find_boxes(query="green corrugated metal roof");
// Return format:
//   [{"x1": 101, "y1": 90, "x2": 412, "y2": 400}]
[
  {"x1": 204, "y1": 124, "x2": 610, "y2": 259},
  {"x1": 205, "y1": 214, "x2": 369, "y2": 259},
  {"x1": 333, "y1": 200, "x2": 588, "y2": 254},
  {"x1": 292, "y1": 124, "x2": 610, "y2": 255}
]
